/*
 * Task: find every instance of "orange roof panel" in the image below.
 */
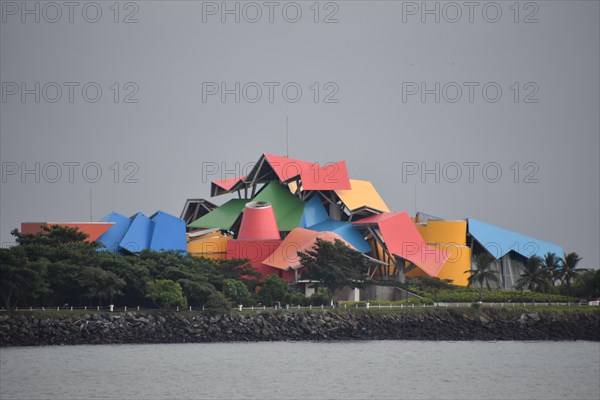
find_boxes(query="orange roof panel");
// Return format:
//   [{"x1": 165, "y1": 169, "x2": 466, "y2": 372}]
[
  {"x1": 262, "y1": 227, "x2": 354, "y2": 270},
  {"x1": 20, "y1": 222, "x2": 114, "y2": 242}
]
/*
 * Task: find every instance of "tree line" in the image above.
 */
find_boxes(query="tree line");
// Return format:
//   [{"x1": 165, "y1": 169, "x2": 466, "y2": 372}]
[
  {"x1": 1, "y1": 225, "x2": 598, "y2": 311},
  {"x1": 0, "y1": 226, "x2": 368, "y2": 311},
  {"x1": 464, "y1": 252, "x2": 599, "y2": 302},
  {"x1": 1, "y1": 226, "x2": 266, "y2": 311}
]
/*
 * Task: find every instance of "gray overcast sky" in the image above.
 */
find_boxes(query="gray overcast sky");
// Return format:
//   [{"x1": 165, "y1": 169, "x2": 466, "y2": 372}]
[{"x1": 1, "y1": 1, "x2": 599, "y2": 267}]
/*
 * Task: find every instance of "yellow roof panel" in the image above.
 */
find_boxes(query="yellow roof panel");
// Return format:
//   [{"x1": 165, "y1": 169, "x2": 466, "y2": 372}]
[
  {"x1": 188, "y1": 235, "x2": 231, "y2": 260},
  {"x1": 416, "y1": 220, "x2": 467, "y2": 246},
  {"x1": 335, "y1": 179, "x2": 390, "y2": 213},
  {"x1": 432, "y1": 244, "x2": 471, "y2": 286}
]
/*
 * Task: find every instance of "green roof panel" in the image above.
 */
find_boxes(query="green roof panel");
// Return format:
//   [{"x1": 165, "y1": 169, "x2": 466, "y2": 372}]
[
  {"x1": 252, "y1": 182, "x2": 305, "y2": 231},
  {"x1": 187, "y1": 199, "x2": 247, "y2": 230}
]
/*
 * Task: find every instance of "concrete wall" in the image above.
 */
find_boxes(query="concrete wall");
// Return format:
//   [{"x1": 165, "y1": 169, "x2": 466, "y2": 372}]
[
  {"x1": 303, "y1": 284, "x2": 420, "y2": 302},
  {"x1": 360, "y1": 285, "x2": 421, "y2": 301},
  {"x1": 487, "y1": 254, "x2": 526, "y2": 289},
  {"x1": 335, "y1": 287, "x2": 360, "y2": 301}
]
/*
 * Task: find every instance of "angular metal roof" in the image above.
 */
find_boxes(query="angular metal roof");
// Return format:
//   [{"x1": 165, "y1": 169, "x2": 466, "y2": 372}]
[
  {"x1": 149, "y1": 211, "x2": 187, "y2": 252},
  {"x1": 180, "y1": 199, "x2": 218, "y2": 226},
  {"x1": 188, "y1": 199, "x2": 247, "y2": 230},
  {"x1": 468, "y1": 218, "x2": 564, "y2": 259},
  {"x1": 300, "y1": 160, "x2": 351, "y2": 191},
  {"x1": 21, "y1": 222, "x2": 115, "y2": 243},
  {"x1": 252, "y1": 182, "x2": 305, "y2": 231},
  {"x1": 98, "y1": 212, "x2": 132, "y2": 251},
  {"x1": 416, "y1": 220, "x2": 467, "y2": 246},
  {"x1": 308, "y1": 219, "x2": 372, "y2": 253},
  {"x1": 335, "y1": 179, "x2": 390, "y2": 213},
  {"x1": 119, "y1": 212, "x2": 153, "y2": 252},
  {"x1": 210, "y1": 176, "x2": 246, "y2": 196},
  {"x1": 300, "y1": 195, "x2": 329, "y2": 228},
  {"x1": 237, "y1": 154, "x2": 352, "y2": 194},
  {"x1": 354, "y1": 212, "x2": 449, "y2": 277},
  {"x1": 262, "y1": 227, "x2": 354, "y2": 270}
]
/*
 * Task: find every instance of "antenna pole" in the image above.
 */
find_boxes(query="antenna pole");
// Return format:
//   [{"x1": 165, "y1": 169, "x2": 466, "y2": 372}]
[{"x1": 414, "y1": 183, "x2": 417, "y2": 216}]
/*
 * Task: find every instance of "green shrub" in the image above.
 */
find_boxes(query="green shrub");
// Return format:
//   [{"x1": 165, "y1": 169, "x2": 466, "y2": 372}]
[
  {"x1": 145, "y1": 279, "x2": 188, "y2": 309},
  {"x1": 434, "y1": 290, "x2": 576, "y2": 303},
  {"x1": 289, "y1": 292, "x2": 310, "y2": 306},
  {"x1": 309, "y1": 288, "x2": 331, "y2": 306},
  {"x1": 404, "y1": 279, "x2": 579, "y2": 303},
  {"x1": 339, "y1": 297, "x2": 433, "y2": 307},
  {"x1": 223, "y1": 279, "x2": 255, "y2": 306},
  {"x1": 205, "y1": 291, "x2": 232, "y2": 312},
  {"x1": 258, "y1": 274, "x2": 291, "y2": 306}
]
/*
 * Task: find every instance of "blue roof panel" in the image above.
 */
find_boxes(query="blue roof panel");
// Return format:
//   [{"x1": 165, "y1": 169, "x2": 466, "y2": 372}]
[
  {"x1": 98, "y1": 212, "x2": 132, "y2": 252},
  {"x1": 300, "y1": 195, "x2": 329, "y2": 228},
  {"x1": 149, "y1": 211, "x2": 187, "y2": 252},
  {"x1": 468, "y1": 218, "x2": 563, "y2": 259},
  {"x1": 119, "y1": 212, "x2": 153, "y2": 252},
  {"x1": 309, "y1": 220, "x2": 372, "y2": 253}
]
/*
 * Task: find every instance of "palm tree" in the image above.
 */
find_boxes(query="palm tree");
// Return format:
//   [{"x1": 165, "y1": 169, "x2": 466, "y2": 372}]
[
  {"x1": 464, "y1": 253, "x2": 500, "y2": 302},
  {"x1": 560, "y1": 252, "x2": 583, "y2": 298},
  {"x1": 543, "y1": 252, "x2": 561, "y2": 286},
  {"x1": 515, "y1": 255, "x2": 552, "y2": 303}
]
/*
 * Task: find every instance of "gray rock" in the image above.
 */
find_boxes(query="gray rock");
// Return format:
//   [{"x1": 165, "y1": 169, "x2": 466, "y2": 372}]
[{"x1": 527, "y1": 312, "x2": 540, "y2": 321}]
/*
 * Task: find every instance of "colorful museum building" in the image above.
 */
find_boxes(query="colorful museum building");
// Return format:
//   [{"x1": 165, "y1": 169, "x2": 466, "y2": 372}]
[{"x1": 21, "y1": 153, "x2": 563, "y2": 290}]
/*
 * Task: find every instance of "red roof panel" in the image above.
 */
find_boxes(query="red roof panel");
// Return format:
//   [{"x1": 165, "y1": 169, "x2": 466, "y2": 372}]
[
  {"x1": 354, "y1": 212, "x2": 449, "y2": 278},
  {"x1": 264, "y1": 154, "x2": 351, "y2": 190},
  {"x1": 212, "y1": 176, "x2": 246, "y2": 191},
  {"x1": 302, "y1": 160, "x2": 351, "y2": 191}
]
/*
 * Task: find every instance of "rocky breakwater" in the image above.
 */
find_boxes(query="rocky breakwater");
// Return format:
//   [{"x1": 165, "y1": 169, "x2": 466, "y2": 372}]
[{"x1": 1, "y1": 308, "x2": 598, "y2": 346}]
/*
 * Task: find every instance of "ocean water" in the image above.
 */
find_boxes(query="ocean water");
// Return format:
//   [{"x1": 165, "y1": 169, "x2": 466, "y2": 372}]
[{"x1": 1, "y1": 341, "x2": 598, "y2": 400}]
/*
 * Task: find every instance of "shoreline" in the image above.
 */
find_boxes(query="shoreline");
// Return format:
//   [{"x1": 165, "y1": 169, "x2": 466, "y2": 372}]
[{"x1": 1, "y1": 308, "x2": 598, "y2": 346}]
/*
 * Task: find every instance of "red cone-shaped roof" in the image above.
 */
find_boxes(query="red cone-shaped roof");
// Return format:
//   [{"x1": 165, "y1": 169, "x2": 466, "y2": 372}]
[{"x1": 237, "y1": 201, "x2": 281, "y2": 240}]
